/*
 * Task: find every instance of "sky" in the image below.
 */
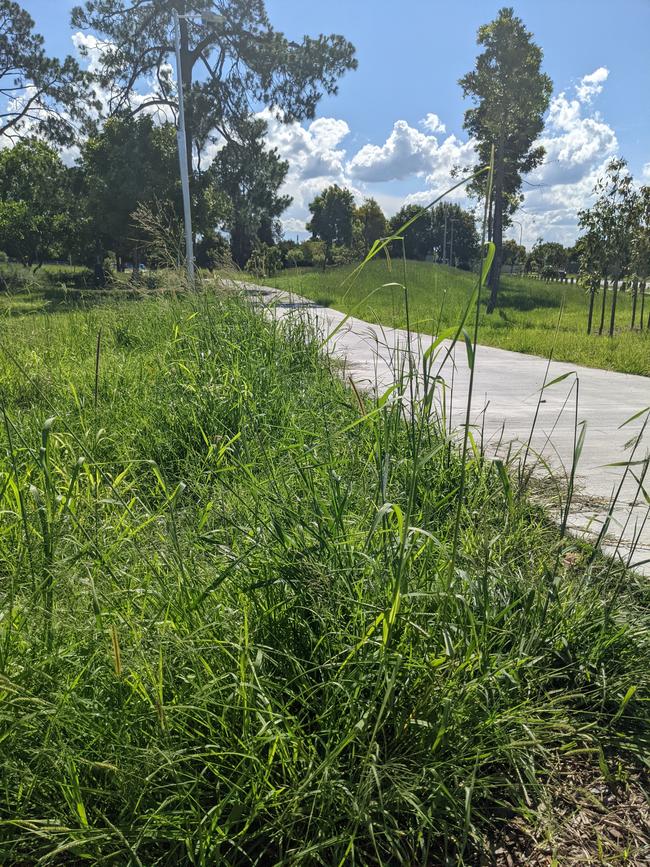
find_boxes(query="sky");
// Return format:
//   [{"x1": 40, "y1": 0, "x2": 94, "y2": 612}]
[{"x1": 16, "y1": 0, "x2": 650, "y2": 246}]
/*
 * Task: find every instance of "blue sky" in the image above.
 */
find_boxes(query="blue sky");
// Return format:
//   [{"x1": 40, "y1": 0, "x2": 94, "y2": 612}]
[{"x1": 18, "y1": 1, "x2": 650, "y2": 245}]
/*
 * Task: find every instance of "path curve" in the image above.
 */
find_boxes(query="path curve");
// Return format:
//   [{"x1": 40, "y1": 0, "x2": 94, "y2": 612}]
[{"x1": 239, "y1": 281, "x2": 650, "y2": 574}]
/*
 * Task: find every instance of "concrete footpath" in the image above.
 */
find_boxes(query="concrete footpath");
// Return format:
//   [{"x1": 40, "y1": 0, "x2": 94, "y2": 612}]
[{"x1": 241, "y1": 281, "x2": 650, "y2": 574}]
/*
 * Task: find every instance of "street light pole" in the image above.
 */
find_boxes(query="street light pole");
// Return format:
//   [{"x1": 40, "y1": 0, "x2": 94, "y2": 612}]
[
  {"x1": 173, "y1": 8, "x2": 194, "y2": 288},
  {"x1": 511, "y1": 219, "x2": 523, "y2": 248},
  {"x1": 442, "y1": 213, "x2": 448, "y2": 265},
  {"x1": 172, "y1": 9, "x2": 225, "y2": 289},
  {"x1": 449, "y1": 218, "x2": 457, "y2": 269}
]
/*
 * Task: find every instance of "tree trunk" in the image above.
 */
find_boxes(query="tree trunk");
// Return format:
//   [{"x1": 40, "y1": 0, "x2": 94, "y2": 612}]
[
  {"x1": 94, "y1": 240, "x2": 106, "y2": 288},
  {"x1": 486, "y1": 145, "x2": 504, "y2": 314},
  {"x1": 586, "y1": 285, "x2": 596, "y2": 335},
  {"x1": 631, "y1": 279, "x2": 638, "y2": 329},
  {"x1": 641, "y1": 281, "x2": 646, "y2": 331},
  {"x1": 608, "y1": 278, "x2": 618, "y2": 337},
  {"x1": 598, "y1": 275, "x2": 608, "y2": 335}
]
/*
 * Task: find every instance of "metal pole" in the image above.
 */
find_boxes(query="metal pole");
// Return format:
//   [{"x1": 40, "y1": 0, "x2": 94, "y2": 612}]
[
  {"x1": 449, "y1": 219, "x2": 456, "y2": 268},
  {"x1": 173, "y1": 8, "x2": 195, "y2": 288},
  {"x1": 442, "y1": 214, "x2": 448, "y2": 265}
]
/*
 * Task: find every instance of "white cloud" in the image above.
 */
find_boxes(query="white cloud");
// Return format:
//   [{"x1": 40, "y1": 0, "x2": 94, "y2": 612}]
[
  {"x1": 643, "y1": 162, "x2": 650, "y2": 181},
  {"x1": 576, "y1": 67, "x2": 609, "y2": 103},
  {"x1": 420, "y1": 113, "x2": 446, "y2": 134},
  {"x1": 71, "y1": 32, "x2": 106, "y2": 74},
  {"x1": 258, "y1": 110, "x2": 364, "y2": 236},
  {"x1": 347, "y1": 120, "x2": 439, "y2": 181},
  {"x1": 345, "y1": 120, "x2": 476, "y2": 186}
]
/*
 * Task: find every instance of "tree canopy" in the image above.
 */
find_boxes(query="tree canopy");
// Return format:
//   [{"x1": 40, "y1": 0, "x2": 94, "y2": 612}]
[
  {"x1": 460, "y1": 7, "x2": 552, "y2": 310},
  {"x1": 210, "y1": 117, "x2": 291, "y2": 267},
  {"x1": 71, "y1": 0, "x2": 357, "y2": 170},
  {"x1": 1, "y1": 0, "x2": 90, "y2": 144},
  {"x1": 307, "y1": 185, "x2": 356, "y2": 258},
  {"x1": 81, "y1": 115, "x2": 183, "y2": 268},
  {"x1": 388, "y1": 202, "x2": 479, "y2": 269},
  {"x1": 355, "y1": 198, "x2": 387, "y2": 255},
  {"x1": 0, "y1": 139, "x2": 79, "y2": 263}
]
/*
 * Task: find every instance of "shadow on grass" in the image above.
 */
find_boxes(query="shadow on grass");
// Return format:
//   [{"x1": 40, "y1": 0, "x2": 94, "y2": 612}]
[
  {"x1": 0, "y1": 288, "x2": 153, "y2": 317},
  {"x1": 497, "y1": 289, "x2": 564, "y2": 312}
]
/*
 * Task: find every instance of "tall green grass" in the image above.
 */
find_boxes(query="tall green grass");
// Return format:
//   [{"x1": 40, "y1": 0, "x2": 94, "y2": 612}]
[{"x1": 0, "y1": 288, "x2": 648, "y2": 864}]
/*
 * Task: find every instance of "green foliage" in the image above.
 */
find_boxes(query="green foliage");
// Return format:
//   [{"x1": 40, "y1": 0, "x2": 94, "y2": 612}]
[
  {"x1": 0, "y1": 139, "x2": 80, "y2": 264},
  {"x1": 245, "y1": 242, "x2": 283, "y2": 278},
  {"x1": 502, "y1": 238, "x2": 526, "y2": 266},
  {"x1": 81, "y1": 116, "x2": 182, "y2": 267},
  {"x1": 0, "y1": 0, "x2": 91, "y2": 143},
  {"x1": 631, "y1": 185, "x2": 650, "y2": 279},
  {"x1": 355, "y1": 197, "x2": 387, "y2": 255},
  {"x1": 0, "y1": 291, "x2": 648, "y2": 863},
  {"x1": 307, "y1": 184, "x2": 356, "y2": 259},
  {"x1": 71, "y1": 0, "x2": 357, "y2": 162},
  {"x1": 388, "y1": 202, "x2": 479, "y2": 269},
  {"x1": 460, "y1": 7, "x2": 552, "y2": 308},
  {"x1": 195, "y1": 232, "x2": 232, "y2": 270},
  {"x1": 578, "y1": 159, "x2": 642, "y2": 281},
  {"x1": 528, "y1": 240, "x2": 571, "y2": 274},
  {"x1": 210, "y1": 118, "x2": 291, "y2": 267}
]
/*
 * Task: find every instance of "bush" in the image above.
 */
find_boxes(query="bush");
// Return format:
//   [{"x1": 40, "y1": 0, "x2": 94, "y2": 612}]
[{"x1": 245, "y1": 243, "x2": 283, "y2": 278}]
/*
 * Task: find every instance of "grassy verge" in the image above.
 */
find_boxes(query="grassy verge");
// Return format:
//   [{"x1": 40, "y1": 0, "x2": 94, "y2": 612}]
[
  {"x1": 260, "y1": 261, "x2": 650, "y2": 376},
  {"x1": 0, "y1": 287, "x2": 648, "y2": 864}
]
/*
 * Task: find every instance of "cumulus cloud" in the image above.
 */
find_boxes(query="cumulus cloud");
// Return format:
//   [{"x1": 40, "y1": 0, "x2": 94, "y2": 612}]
[
  {"x1": 533, "y1": 92, "x2": 617, "y2": 186},
  {"x1": 576, "y1": 67, "x2": 609, "y2": 103},
  {"x1": 346, "y1": 120, "x2": 476, "y2": 186},
  {"x1": 257, "y1": 110, "x2": 364, "y2": 235},
  {"x1": 420, "y1": 113, "x2": 446, "y2": 134},
  {"x1": 347, "y1": 120, "x2": 439, "y2": 181}
]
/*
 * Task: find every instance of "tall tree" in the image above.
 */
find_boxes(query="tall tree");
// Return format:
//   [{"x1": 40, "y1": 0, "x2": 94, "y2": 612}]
[
  {"x1": 460, "y1": 7, "x2": 552, "y2": 312},
  {"x1": 307, "y1": 185, "x2": 355, "y2": 262},
  {"x1": 355, "y1": 198, "x2": 387, "y2": 255},
  {"x1": 71, "y1": 0, "x2": 357, "y2": 176},
  {"x1": 0, "y1": 139, "x2": 78, "y2": 264},
  {"x1": 528, "y1": 240, "x2": 570, "y2": 275},
  {"x1": 210, "y1": 117, "x2": 291, "y2": 267},
  {"x1": 502, "y1": 238, "x2": 526, "y2": 267},
  {"x1": 81, "y1": 115, "x2": 184, "y2": 268},
  {"x1": 1, "y1": 1, "x2": 89, "y2": 144},
  {"x1": 388, "y1": 204, "x2": 434, "y2": 261}
]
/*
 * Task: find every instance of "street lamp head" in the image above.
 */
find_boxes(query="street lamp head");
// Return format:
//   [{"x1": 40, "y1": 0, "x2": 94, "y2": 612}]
[{"x1": 201, "y1": 11, "x2": 225, "y2": 25}]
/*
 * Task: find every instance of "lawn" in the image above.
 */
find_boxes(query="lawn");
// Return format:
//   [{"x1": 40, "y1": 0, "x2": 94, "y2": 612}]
[
  {"x1": 262, "y1": 260, "x2": 650, "y2": 377},
  {"x1": 0, "y1": 285, "x2": 648, "y2": 864}
]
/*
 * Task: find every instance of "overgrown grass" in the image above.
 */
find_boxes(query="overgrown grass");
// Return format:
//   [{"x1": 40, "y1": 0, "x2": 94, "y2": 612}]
[
  {"x1": 262, "y1": 261, "x2": 650, "y2": 376},
  {"x1": 0, "y1": 288, "x2": 648, "y2": 865}
]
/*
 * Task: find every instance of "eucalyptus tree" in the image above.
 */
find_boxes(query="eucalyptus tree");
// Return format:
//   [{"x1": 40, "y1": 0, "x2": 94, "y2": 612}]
[{"x1": 460, "y1": 7, "x2": 552, "y2": 312}]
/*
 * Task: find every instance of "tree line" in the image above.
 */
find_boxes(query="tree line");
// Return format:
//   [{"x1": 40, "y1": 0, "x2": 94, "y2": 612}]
[
  {"x1": 2, "y1": 0, "x2": 646, "y2": 323},
  {"x1": 0, "y1": 0, "x2": 357, "y2": 279},
  {"x1": 578, "y1": 158, "x2": 650, "y2": 335}
]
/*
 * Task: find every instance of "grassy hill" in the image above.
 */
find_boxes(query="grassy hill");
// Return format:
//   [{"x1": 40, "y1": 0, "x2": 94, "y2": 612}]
[{"x1": 262, "y1": 260, "x2": 650, "y2": 376}]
